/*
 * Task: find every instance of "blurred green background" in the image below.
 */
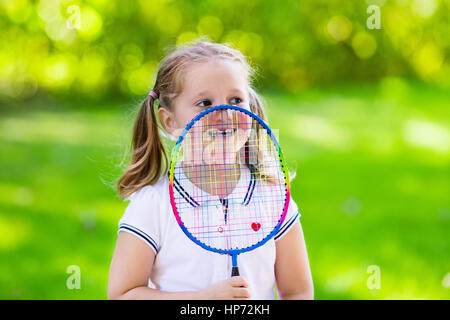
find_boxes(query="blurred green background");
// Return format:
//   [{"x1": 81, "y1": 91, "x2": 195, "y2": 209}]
[{"x1": 0, "y1": 0, "x2": 449, "y2": 299}]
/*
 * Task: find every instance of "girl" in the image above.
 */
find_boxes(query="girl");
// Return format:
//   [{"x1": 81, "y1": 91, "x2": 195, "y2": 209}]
[{"x1": 108, "y1": 41, "x2": 314, "y2": 300}]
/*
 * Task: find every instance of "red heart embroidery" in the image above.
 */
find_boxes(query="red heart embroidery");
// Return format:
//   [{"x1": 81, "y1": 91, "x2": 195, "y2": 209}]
[{"x1": 251, "y1": 222, "x2": 261, "y2": 232}]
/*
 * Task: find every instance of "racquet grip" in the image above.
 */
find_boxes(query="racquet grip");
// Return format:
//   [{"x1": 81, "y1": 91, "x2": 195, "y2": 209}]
[{"x1": 231, "y1": 266, "x2": 240, "y2": 277}]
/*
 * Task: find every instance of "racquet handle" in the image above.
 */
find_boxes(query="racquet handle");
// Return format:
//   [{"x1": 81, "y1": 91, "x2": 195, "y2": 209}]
[{"x1": 231, "y1": 266, "x2": 240, "y2": 277}]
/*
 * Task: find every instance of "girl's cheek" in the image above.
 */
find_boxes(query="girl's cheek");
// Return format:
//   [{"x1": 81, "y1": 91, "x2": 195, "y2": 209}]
[
  {"x1": 187, "y1": 105, "x2": 202, "y2": 120},
  {"x1": 192, "y1": 109, "x2": 204, "y2": 119},
  {"x1": 238, "y1": 101, "x2": 250, "y2": 110}
]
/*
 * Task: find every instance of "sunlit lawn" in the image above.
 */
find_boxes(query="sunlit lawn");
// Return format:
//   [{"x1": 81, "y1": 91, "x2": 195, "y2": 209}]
[{"x1": 0, "y1": 79, "x2": 449, "y2": 299}]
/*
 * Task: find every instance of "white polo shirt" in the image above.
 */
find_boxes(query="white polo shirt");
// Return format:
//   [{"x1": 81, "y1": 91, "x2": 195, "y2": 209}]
[{"x1": 117, "y1": 169, "x2": 301, "y2": 300}]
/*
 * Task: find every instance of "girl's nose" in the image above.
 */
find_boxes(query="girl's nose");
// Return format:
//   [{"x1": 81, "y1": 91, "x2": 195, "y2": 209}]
[
  {"x1": 226, "y1": 109, "x2": 235, "y2": 124},
  {"x1": 217, "y1": 108, "x2": 233, "y2": 122},
  {"x1": 210, "y1": 108, "x2": 234, "y2": 129}
]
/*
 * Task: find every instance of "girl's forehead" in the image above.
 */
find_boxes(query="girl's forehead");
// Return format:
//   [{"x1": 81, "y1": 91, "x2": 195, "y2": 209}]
[{"x1": 181, "y1": 58, "x2": 249, "y2": 95}]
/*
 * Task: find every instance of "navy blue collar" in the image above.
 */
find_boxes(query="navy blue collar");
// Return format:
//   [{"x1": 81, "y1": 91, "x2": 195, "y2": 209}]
[{"x1": 169, "y1": 165, "x2": 256, "y2": 208}]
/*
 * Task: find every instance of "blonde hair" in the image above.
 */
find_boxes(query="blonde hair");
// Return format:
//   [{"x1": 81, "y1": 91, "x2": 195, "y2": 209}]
[{"x1": 117, "y1": 41, "x2": 268, "y2": 199}]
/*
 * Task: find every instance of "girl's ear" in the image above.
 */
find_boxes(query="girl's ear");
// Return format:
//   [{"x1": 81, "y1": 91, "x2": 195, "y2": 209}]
[{"x1": 158, "y1": 107, "x2": 176, "y2": 135}]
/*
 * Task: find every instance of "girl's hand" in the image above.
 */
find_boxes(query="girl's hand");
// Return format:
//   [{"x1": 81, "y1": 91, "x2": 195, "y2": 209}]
[{"x1": 198, "y1": 276, "x2": 251, "y2": 300}]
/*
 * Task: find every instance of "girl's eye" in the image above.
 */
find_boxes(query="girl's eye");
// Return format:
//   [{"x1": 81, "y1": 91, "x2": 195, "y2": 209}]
[
  {"x1": 230, "y1": 97, "x2": 242, "y2": 105},
  {"x1": 197, "y1": 100, "x2": 212, "y2": 108}
]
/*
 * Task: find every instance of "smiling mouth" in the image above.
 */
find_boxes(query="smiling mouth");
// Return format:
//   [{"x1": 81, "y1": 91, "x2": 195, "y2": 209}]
[{"x1": 206, "y1": 128, "x2": 237, "y2": 138}]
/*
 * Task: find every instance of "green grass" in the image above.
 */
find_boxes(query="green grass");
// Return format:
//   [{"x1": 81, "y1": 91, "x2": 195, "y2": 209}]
[{"x1": 0, "y1": 79, "x2": 449, "y2": 299}]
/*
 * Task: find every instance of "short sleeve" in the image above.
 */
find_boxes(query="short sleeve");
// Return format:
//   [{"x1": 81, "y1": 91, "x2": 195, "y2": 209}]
[
  {"x1": 117, "y1": 186, "x2": 161, "y2": 254},
  {"x1": 274, "y1": 195, "x2": 301, "y2": 242}
]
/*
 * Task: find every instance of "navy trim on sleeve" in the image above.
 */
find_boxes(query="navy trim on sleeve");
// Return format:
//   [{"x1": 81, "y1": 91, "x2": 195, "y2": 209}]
[
  {"x1": 119, "y1": 223, "x2": 158, "y2": 253},
  {"x1": 274, "y1": 212, "x2": 300, "y2": 241}
]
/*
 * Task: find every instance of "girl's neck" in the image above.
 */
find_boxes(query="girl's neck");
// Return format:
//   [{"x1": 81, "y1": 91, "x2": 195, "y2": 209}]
[{"x1": 183, "y1": 163, "x2": 241, "y2": 199}]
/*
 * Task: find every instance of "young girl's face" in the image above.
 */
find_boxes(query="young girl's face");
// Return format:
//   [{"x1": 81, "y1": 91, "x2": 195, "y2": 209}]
[{"x1": 159, "y1": 58, "x2": 250, "y2": 137}]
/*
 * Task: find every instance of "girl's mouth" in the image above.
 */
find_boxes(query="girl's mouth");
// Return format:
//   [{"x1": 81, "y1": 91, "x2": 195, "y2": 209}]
[{"x1": 206, "y1": 128, "x2": 237, "y2": 138}]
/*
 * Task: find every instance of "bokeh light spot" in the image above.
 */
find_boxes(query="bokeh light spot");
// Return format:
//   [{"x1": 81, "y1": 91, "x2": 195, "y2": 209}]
[
  {"x1": 0, "y1": 215, "x2": 29, "y2": 250},
  {"x1": 402, "y1": 119, "x2": 449, "y2": 154},
  {"x1": 327, "y1": 16, "x2": 353, "y2": 42},
  {"x1": 42, "y1": 54, "x2": 78, "y2": 89},
  {"x1": 411, "y1": 43, "x2": 443, "y2": 79},
  {"x1": 78, "y1": 6, "x2": 103, "y2": 42},
  {"x1": 352, "y1": 32, "x2": 377, "y2": 59},
  {"x1": 197, "y1": 16, "x2": 223, "y2": 41},
  {"x1": 412, "y1": 0, "x2": 438, "y2": 18}
]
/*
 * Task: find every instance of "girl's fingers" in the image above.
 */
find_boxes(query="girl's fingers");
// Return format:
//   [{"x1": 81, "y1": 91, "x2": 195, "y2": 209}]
[
  {"x1": 232, "y1": 287, "x2": 251, "y2": 299},
  {"x1": 230, "y1": 276, "x2": 249, "y2": 288}
]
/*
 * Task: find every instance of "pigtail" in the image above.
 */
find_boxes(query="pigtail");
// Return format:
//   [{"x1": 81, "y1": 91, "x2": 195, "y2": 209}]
[{"x1": 117, "y1": 95, "x2": 168, "y2": 199}]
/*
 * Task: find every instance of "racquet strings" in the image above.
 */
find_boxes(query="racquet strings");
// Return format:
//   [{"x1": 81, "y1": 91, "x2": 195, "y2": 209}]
[{"x1": 172, "y1": 107, "x2": 288, "y2": 252}]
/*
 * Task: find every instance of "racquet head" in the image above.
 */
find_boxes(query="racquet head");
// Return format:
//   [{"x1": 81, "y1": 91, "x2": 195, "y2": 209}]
[{"x1": 168, "y1": 105, "x2": 290, "y2": 270}]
